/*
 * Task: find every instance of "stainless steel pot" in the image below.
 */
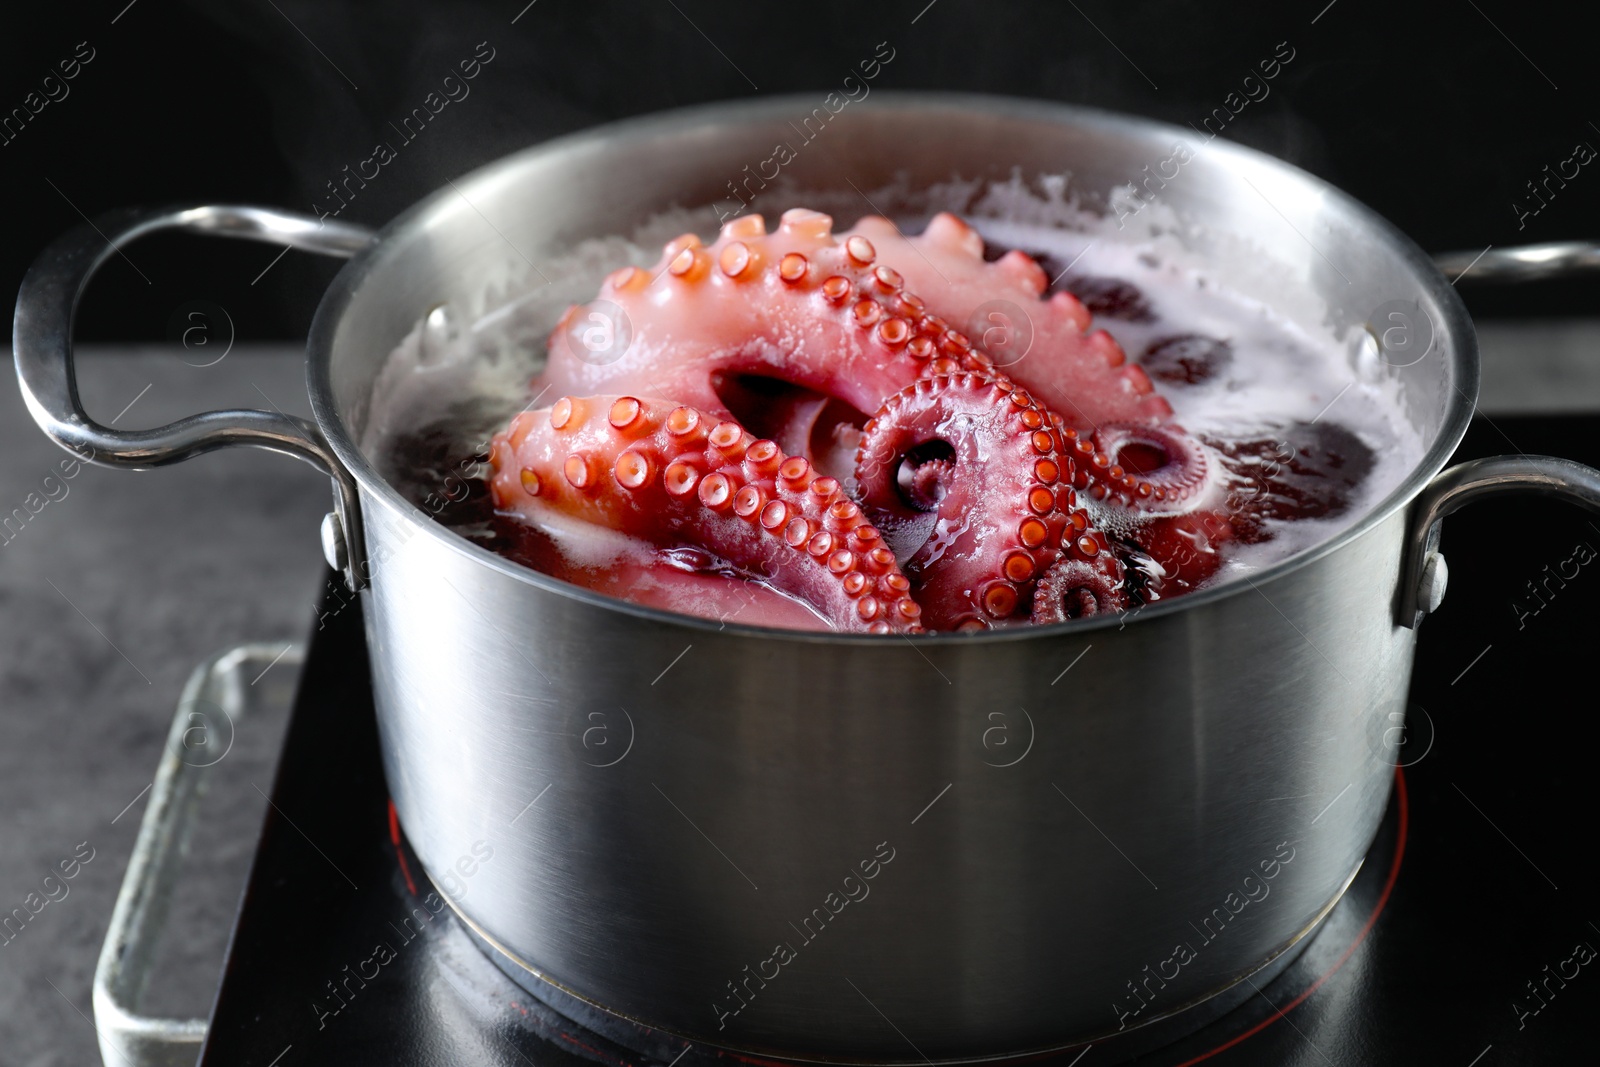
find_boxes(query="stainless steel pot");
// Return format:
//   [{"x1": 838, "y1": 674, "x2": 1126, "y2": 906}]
[{"x1": 16, "y1": 94, "x2": 1600, "y2": 1062}]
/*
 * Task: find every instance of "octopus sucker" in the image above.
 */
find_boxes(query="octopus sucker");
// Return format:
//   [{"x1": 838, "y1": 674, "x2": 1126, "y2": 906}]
[
  {"x1": 471, "y1": 207, "x2": 1358, "y2": 632},
  {"x1": 1087, "y1": 422, "x2": 1213, "y2": 513},
  {"x1": 489, "y1": 395, "x2": 923, "y2": 633}
]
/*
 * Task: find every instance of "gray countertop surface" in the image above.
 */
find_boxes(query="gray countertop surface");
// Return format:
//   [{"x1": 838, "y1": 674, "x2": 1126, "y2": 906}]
[
  {"x1": 1, "y1": 347, "x2": 326, "y2": 1067},
  {"x1": 2, "y1": 325, "x2": 1597, "y2": 1066}
]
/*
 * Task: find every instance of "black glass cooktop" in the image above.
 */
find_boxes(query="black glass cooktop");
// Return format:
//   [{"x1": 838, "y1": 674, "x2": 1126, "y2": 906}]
[{"x1": 199, "y1": 416, "x2": 1600, "y2": 1067}]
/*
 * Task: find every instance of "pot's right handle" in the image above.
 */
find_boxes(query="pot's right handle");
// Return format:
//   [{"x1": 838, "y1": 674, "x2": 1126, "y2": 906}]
[
  {"x1": 1406, "y1": 241, "x2": 1600, "y2": 625},
  {"x1": 1399, "y1": 456, "x2": 1600, "y2": 628},
  {"x1": 1434, "y1": 241, "x2": 1600, "y2": 283},
  {"x1": 12, "y1": 205, "x2": 375, "y2": 588}
]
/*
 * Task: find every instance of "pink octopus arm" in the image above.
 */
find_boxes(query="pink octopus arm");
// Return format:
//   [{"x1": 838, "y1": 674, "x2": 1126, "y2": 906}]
[
  {"x1": 843, "y1": 213, "x2": 1172, "y2": 430},
  {"x1": 534, "y1": 210, "x2": 937, "y2": 426},
  {"x1": 488, "y1": 395, "x2": 924, "y2": 634}
]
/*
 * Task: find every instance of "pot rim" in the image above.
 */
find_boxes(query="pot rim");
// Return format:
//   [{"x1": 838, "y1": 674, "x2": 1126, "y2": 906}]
[{"x1": 306, "y1": 90, "x2": 1477, "y2": 645}]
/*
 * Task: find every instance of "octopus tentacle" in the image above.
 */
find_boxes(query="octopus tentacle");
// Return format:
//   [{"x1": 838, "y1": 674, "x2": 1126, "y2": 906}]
[
  {"x1": 1075, "y1": 422, "x2": 1213, "y2": 512},
  {"x1": 488, "y1": 395, "x2": 924, "y2": 633},
  {"x1": 1030, "y1": 550, "x2": 1129, "y2": 624},
  {"x1": 538, "y1": 211, "x2": 961, "y2": 436},
  {"x1": 853, "y1": 372, "x2": 1119, "y2": 630},
  {"x1": 1033, "y1": 410, "x2": 1225, "y2": 595},
  {"x1": 484, "y1": 207, "x2": 1269, "y2": 632},
  {"x1": 536, "y1": 210, "x2": 1105, "y2": 473},
  {"x1": 842, "y1": 213, "x2": 1173, "y2": 429}
]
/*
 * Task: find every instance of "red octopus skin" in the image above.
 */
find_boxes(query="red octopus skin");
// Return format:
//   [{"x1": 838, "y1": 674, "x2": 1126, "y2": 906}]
[
  {"x1": 485, "y1": 511, "x2": 835, "y2": 631},
  {"x1": 1030, "y1": 552, "x2": 1130, "y2": 624},
  {"x1": 1074, "y1": 421, "x2": 1212, "y2": 513},
  {"x1": 535, "y1": 210, "x2": 943, "y2": 433},
  {"x1": 841, "y1": 213, "x2": 1173, "y2": 430},
  {"x1": 487, "y1": 395, "x2": 925, "y2": 634},
  {"x1": 854, "y1": 372, "x2": 1122, "y2": 631},
  {"x1": 533, "y1": 209, "x2": 1073, "y2": 474}
]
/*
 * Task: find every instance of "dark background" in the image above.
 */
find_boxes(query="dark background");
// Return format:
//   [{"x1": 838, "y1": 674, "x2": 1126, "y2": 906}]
[{"x1": 3, "y1": 0, "x2": 1597, "y2": 347}]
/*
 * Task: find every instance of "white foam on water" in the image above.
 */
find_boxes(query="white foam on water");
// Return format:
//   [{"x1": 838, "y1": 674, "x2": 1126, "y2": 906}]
[{"x1": 967, "y1": 215, "x2": 1424, "y2": 584}]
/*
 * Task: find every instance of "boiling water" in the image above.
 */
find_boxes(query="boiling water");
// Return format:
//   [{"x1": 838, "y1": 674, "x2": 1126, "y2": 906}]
[{"x1": 363, "y1": 189, "x2": 1425, "y2": 625}]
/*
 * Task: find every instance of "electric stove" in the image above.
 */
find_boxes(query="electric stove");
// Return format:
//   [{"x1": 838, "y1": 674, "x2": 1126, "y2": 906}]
[{"x1": 171, "y1": 415, "x2": 1599, "y2": 1067}]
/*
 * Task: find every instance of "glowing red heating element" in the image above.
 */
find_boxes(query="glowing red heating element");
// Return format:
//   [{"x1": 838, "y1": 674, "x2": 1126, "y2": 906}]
[{"x1": 488, "y1": 209, "x2": 1251, "y2": 632}]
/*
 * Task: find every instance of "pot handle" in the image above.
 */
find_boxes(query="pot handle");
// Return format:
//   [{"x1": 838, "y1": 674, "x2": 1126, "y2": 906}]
[
  {"x1": 1434, "y1": 241, "x2": 1600, "y2": 283},
  {"x1": 12, "y1": 205, "x2": 376, "y2": 589},
  {"x1": 1406, "y1": 240, "x2": 1600, "y2": 625},
  {"x1": 1398, "y1": 456, "x2": 1600, "y2": 628}
]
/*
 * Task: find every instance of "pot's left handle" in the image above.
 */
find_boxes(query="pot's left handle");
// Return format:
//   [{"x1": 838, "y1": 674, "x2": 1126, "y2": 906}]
[
  {"x1": 1398, "y1": 455, "x2": 1600, "y2": 628},
  {"x1": 12, "y1": 205, "x2": 376, "y2": 589}
]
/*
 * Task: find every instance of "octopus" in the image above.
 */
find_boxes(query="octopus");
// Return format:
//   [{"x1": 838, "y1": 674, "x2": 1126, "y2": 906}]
[{"x1": 483, "y1": 209, "x2": 1358, "y2": 634}]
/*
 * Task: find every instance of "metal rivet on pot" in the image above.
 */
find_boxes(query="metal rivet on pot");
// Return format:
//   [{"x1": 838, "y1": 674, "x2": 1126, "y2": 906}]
[
  {"x1": 1418, "y1": 551, "x2": 1448, "y2": 615},
  {"x1": 320, "y1": 511, "x2": 348, "y2": 573}
]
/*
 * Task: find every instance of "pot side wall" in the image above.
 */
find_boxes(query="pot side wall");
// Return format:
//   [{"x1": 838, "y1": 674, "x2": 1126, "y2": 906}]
[{"x1": 360, "y1": 489, "x2": 1413, "y2": 1059}]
